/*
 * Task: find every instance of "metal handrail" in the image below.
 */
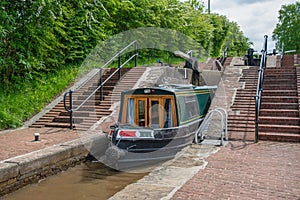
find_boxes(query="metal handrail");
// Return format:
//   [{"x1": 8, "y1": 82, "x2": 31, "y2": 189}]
[
  {"x1": 194, "y1": 107, "x2": 228, "y2": 146},
  {"x1": 254, "y1": 35, "x2": 268, "y2": 142},
  {"x1": 63, "y1": 40, "x2": 138, "y2": 129},
  {"x1": 280, "y1": 42, "x2": 284, "y2": 67},
  {"x1": 214, "y1": 46, "x2": 228, "y2": 71}
]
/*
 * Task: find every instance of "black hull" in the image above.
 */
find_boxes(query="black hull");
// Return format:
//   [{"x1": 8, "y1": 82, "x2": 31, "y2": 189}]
[{"x1": 105, "y1": 119, "x2": 202, "y2": 170}]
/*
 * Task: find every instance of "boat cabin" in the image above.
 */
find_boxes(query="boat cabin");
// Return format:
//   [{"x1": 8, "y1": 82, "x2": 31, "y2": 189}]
[{"x1": 118, "y1": 84, "x2": 215, "y2": 129}]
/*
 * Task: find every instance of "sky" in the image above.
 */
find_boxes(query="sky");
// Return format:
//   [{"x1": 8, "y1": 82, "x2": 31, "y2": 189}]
[{"x1": 202, "y1": 0, "x2": 298, "y2": 52}]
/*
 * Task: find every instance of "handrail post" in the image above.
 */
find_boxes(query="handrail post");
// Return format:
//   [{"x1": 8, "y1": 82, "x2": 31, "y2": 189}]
[
  {"x1": 99, "y1": 68, "x2": 103, "y2": 101},
  {"x1": 264, "y1": 35, "x2": 268, "y2": 52},
  {"x1": 134, "y1": 41, "x2": 138, "y2": 67},
  {"x1": 254, "y1": 35, "x2": 268, "y2": 143},
  {"x1": 118, "y1": 51, "x2": 121, "y2": 80},
  {"x1": 69, "y1": 90, "x2": 73, "y2": 129},
  {"x1": 255, "y1": 95, "x2": 259, "y2": 143}
]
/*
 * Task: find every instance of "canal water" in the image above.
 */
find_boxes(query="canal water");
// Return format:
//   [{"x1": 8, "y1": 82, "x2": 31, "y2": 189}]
[{"x1": 3, "y1": 161, "x2": 146, "y2": 200}]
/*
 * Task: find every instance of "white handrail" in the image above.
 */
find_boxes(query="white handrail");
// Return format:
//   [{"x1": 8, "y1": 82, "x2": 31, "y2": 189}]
[{"x1": 194, "y1": 107, "x2": 228, "y2": 146}]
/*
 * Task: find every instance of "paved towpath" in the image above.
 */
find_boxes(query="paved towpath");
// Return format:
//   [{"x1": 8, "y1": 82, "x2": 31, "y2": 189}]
[
  {"x1": 171, "y1": 141, "x2": 300, "y2": 200},
  {"x1": 0, "y1": 127, "x2": 79, "y2": 161}
]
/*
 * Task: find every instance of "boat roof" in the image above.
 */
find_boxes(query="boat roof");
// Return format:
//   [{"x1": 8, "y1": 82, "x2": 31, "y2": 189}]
[
  {"x1": 122, "y1": 84, "x2": 217, "y2": 95},
  {"x1": 159, "y1": 84, "x2": 218, "y2": 91}
]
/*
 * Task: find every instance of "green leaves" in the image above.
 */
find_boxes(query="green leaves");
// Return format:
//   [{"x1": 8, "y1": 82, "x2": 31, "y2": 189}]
[
  {"x1": 272, "y1": 2, "x2": 300, "y2": 53},
  {"x1": 0, "y1": 0, "x2": 250, "y2": 89},
  {"x1": 0, "y1": 0, "x2": 251, "y2": 129}
]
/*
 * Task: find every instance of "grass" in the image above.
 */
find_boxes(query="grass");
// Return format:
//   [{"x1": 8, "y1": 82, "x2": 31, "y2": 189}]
[{"x1": 0, "y1": 65, "x2": 79, "y2": 130}]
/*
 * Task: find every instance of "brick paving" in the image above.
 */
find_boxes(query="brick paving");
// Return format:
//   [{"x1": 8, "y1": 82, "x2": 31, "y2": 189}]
[
  {"x1": 171, "y1": 141, "x2": 300, "y2": 200},
  {"x1": 0, "y1": 128, "x2": 79, "y2": 161}
]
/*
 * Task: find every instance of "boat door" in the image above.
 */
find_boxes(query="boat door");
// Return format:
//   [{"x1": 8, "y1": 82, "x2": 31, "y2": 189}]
[{"x1": 122, "y1": 95, "x2": 177, "y2": 128}]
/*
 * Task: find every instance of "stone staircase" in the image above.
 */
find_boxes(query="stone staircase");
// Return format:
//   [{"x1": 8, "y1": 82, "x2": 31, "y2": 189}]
[
  {"x1": 204, "y1": 57, "x2": 233, "y2": 71},
  {"x1": 228, "y1": 54, "x2": 300, "y2": 142},
  {"x1": 259, "y1": 55, "x2": 300, "y2": 141},
  {"x1": 227, "y1": 67, "x2": 257, "y2": 140},
  {"x1": 30, "y1": 67, "x2": 145, "y2": 130},
  {"x1": 223, "y1": 57, "x2": 233, "y2": 68}
]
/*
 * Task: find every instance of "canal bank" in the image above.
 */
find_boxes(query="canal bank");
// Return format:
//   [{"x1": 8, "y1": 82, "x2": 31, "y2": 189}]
[{"x1": 0, "y1": 132, "x2": 109, "y2": 196}]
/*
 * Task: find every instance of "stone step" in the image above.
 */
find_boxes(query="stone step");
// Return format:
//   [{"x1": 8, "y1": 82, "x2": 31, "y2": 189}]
[
  {"x1": 265, "y1": 69, "x2": 296, "y2": 74},
  {"x1": 87, "y1": 85, "x2": 116, "y2": 91},
  {"x1": 259, "y1": 116, "x2": 299, "y2": 126},
  {"x1": 261, "y1": 96, "x2": 298, "y2": 103},
  {"x1": 264, "y1": 78, "x2": 297, "y2": 85},
  {"x1": 29, "y1": 124, "x2": 45, "y2": 128},
  {"x1": 259, "y1": 132, "x2": 300, "y2": 142},
  {"x1": 260, "y1": 109, "x2": 299, "y2": 117},
  {"x1": 235, "y1": 91, "x2": 257, "y2": 96},
  {"x1": 81, "y1": 90, "x2": 111, "y2": 97},
  {"x1": 232, "y1": 99, "x2": 256, "y2": 104},
  {"x1": 229, "y1": 110, "x2": 255, "y2": 115},
  {"x1": 262, "y1": 90, "x2": 297, "y2": 96},
  {"x1": 228, "y1": 122, "x2": 255, "y2": 129},
  {"x1": 230, "y1": 106, "x2": 255, "y2": 111},
  {"x1": 76, "y1": 106, "x2": 111, "y2": 112},
  {"x1": 45, "y1": 122, "x2": 75, "y2": 129},
  {"x1": 264, "y1": 74, "x2": 296, "y2": 79},
  {"x1": 234, "y1": 93, "x2": 256, "y2": 98},
  {"x1": 259, "y1": 124, "x2": 300, "y2": 134},
  {"x1": 239, "y1": 78, "x2": 258, "y2": 81},
  {"x1": 52, "y1": 116, "x2": 85, "y2": 123},
  {"x1": 261, "y1": 102, "x2": 298, "y2": 109},
  {"x1": 228, "y1": 115, "x2": 255, "y2": 122},
  {"x1": 263, "y1": 85, "x2": 297, "y2": 90},
  {"x1": 228, "y1": 127, "x2": 255, "y2": 133}
]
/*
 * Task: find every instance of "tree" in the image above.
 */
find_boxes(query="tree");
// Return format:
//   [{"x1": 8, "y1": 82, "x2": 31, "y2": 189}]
[
  {"x1": 272, "y1": 2, "x2": 300, "y2": 53},
  {"x1": 223, "y1": 21, "x2": 252, "y2": 56}
]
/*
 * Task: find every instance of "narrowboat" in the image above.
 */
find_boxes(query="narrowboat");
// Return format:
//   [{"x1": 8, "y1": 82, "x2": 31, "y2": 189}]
[{"x1": 104, "y1": 84, "x2": 216, "y2": 169}]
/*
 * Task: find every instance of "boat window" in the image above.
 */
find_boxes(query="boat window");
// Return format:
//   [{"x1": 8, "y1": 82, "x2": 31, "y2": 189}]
[
  {"x1": 122, "y1": 95, "x2": 177, "y2": 128},
  {"x1": 177, "y1": 95, "x2": 199, "y2": 124},
  {"x1": 163, "y1": 99, "x2": 173, "y2": 128},
  {"x1": 184, "y1": 96, "x2": 199, "y2": 118},
  {"x1": 138, "y1": 99, "x2": 146, "y2": 127},
  {"x1": 150, "y1": 100, "x2": 160, "y2": 128},
  {"x1": 126, "y1": 98, "x2": 134, "y2": 124}
]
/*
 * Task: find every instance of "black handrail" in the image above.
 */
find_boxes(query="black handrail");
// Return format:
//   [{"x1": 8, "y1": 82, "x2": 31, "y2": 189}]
[
  {"x1": 254, "y1": 35, "x2": 268, "y2": 142},
  {"x1": 63, "y1": 41, "x2": 138, "y2": 129}
]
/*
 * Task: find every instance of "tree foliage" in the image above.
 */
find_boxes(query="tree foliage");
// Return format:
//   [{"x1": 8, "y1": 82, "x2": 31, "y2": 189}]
[
  {"x1": 0, "y1": 0, "x2": 252, "y2": 129},
  {"x1": 0, "y1": 0, "x2": 250, "y2": 89},
  {"x1": 272, "y1": 2, "x2": 300, "y2": 53}
]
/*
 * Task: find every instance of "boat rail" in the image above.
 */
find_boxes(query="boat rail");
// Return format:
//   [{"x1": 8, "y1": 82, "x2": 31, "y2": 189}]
[{"x1": 194, "y1": 107, "x2": 228, "y2": 146}]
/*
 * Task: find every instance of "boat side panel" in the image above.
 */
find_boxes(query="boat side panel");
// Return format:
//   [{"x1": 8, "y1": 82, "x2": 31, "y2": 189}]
[{"x1": 175, "y1": 89, "x2": 211, "y2": 126}]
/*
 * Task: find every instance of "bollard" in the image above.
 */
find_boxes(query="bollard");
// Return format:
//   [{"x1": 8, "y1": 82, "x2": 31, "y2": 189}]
[{"x1": 34, "y1": 133, "x2": 40, "y2": 142}]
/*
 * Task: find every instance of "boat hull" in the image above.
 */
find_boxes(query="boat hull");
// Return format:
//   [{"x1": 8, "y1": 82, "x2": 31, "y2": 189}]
[{"x1": 104, "y1": 119, "x2": 202, "y2": 170}]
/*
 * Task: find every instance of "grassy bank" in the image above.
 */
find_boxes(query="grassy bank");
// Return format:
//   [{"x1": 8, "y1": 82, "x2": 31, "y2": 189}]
[{"x1": 0, "y1": 65, "x2": 79, "y2": 130}]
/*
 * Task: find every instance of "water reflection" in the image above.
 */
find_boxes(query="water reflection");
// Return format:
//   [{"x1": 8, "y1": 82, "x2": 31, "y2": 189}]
[{"x1": 4, "y1": 161, "x2": 146, "y2": 200}]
